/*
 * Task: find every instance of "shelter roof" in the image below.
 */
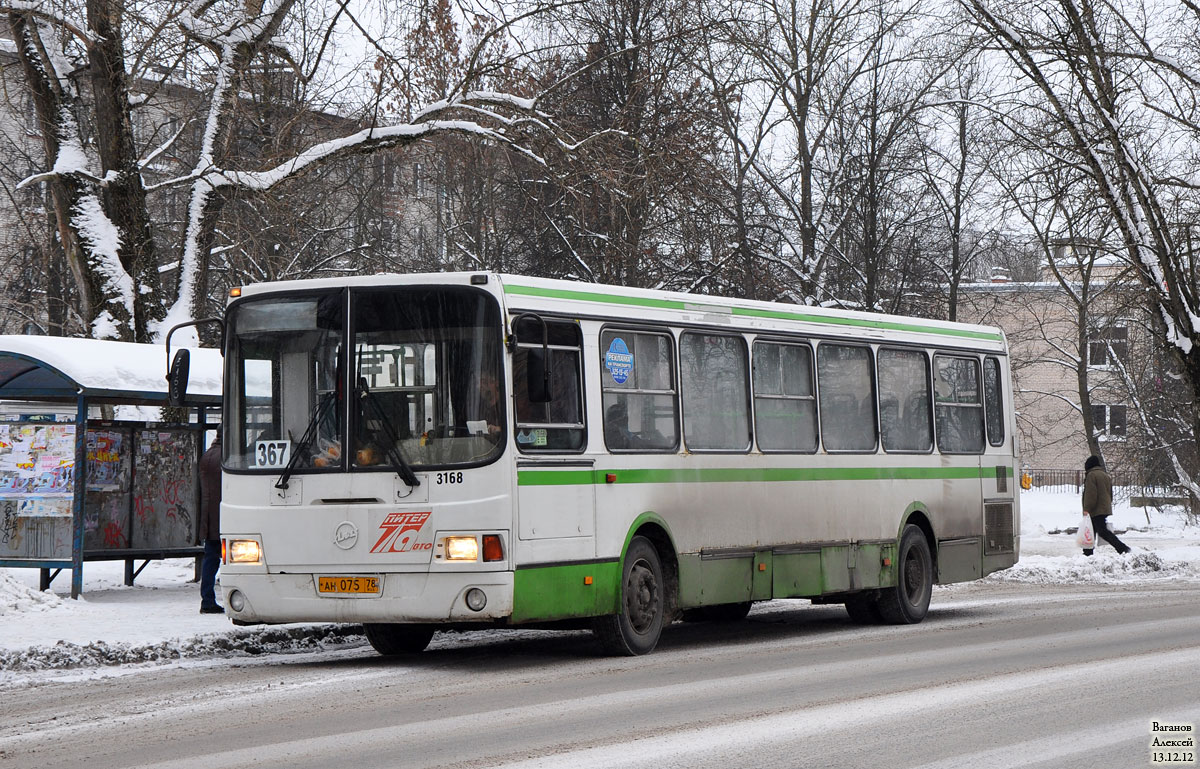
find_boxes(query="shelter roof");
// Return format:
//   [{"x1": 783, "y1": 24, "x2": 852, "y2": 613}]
[{"x1": 0, "y1": 335, "x2": 222, "y2": 405}]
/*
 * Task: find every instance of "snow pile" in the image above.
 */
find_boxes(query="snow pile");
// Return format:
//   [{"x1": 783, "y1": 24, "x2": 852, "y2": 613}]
[
  {"x1": 0, "y1": 624, "x2": 364, "y2": 673},
  {"x1": 999, "y1": 489, "x2": 1200, "y2": 585},
  {"x1": 0, "y1": 571, "x2": 65, "y2": 615},
  {"x1": 986, "y1": 548, "x2": 1200, "y2": 585}
]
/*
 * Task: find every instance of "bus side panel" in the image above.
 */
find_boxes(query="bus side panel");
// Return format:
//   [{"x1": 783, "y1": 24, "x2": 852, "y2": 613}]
[
  {"x1": 677, "y1": 554, "x2": 753, "y2": 607},
  {"x1": 511, "y1": 561, "x2": 619, "y2": 623},
  {"x1": 771, "y1": 552, "x2": 823, "y2": 598},
  {"x1": 937, "y1": 538, "x2": 982, "y2": 583},
  {"x1": 516, "y1": 475, "x2": 595, "y2": 540},
  {"x1": 851, "y1": 542, "x2": 888, "y2": 589}
]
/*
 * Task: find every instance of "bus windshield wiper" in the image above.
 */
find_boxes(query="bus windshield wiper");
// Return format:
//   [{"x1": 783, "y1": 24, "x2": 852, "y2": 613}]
[
  {"x1": 275, "y1": 392, "x2": 335, "y2": 490},
  {"x1": 356, "y1": 378, "x2": 421, "y2": 489}
]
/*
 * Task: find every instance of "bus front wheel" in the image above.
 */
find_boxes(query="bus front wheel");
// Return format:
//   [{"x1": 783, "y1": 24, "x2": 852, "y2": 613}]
[
  {"x1": 593, "y1": 536, "x2": 665, "y2": 655},
  {"x1": 363, "y1": 623, "x2": 435, "y2": 655},
  {"x1": 876, "y1": 524, "x2": 933, "y2": 624}
]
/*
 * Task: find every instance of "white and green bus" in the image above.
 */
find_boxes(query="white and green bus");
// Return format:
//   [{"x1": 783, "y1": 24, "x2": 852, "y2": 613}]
[{"x1": 212, "y1": 272, "x2": 1019, "y2": 655}]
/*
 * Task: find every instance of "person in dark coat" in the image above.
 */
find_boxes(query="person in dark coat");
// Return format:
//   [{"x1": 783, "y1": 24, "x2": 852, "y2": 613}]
[
  {"x1": 198, "y1": 432, "x2": 224, "y2": 613},
  {"x1": 1082, "y1": 454, "x2": 1131, "y2": 555}
]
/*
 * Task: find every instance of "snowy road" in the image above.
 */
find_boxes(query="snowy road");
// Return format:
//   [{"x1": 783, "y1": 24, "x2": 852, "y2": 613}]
[{"x1": 1, "y1": 581, "x2": 1197, "y2": 769}]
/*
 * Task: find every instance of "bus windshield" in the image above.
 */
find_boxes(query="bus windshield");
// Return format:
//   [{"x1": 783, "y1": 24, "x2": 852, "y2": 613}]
[{"x1": 225, "y1": 285, "x2": 505, "y2": 473}]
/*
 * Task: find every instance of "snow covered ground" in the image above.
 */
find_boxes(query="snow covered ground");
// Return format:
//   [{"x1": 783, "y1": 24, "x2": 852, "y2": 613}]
[{"x1": 1, "y1": 489, "x2": 1197, "y2": 678}]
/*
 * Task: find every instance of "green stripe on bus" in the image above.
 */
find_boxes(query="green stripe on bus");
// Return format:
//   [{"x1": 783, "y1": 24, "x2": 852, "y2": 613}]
[
  {"x1": 503, "y1": 283, "x2": 1004, "y2": 342},
  {"x1": 517, "y1": 465, "x2": 1013, "y2": 486}
]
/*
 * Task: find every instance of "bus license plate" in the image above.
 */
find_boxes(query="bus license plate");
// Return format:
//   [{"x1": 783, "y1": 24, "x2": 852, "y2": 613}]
[{"x1": 317, "y1": 576, "x2": 380, "y2": 595}]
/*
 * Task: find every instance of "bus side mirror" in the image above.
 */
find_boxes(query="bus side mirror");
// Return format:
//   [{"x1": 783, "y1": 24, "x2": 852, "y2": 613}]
[
  {"x1": 167, "y1": 349, "x2": 190, "y2": 407},
  {"x1": 526, "y1": 348, "x2": 552, "y2": 403},
  {"x1": 164, "y1": 316, "x2": 224, "y2": 408}
]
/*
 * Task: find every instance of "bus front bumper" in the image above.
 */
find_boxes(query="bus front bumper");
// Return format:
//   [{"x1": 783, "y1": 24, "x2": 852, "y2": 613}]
[{"x1": 221, "y1": 570, "x2": 514, "y2": 625}]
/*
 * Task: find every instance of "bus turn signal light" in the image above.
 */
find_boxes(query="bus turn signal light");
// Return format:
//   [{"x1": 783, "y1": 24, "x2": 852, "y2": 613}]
[{"x1": 482, "y1": 535, "x2": 503, "y2": 562}]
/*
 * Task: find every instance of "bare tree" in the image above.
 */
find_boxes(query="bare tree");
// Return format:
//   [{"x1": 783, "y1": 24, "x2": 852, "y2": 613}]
[
  {"x1": 959, "y1": 0, "x2": 1200, "y2": 492},
  {"x1": 688, "y1": 2, "x2": 794, "y2": 301},
  {"x1": 517, "y1": 0, "x2": 723, "y2": 288},
  {"x1": 918, "y1": 56, "x2": 1001, "y2": 321},
  {"x1": 732, "y1": 0, "x2": 919, "y2": 304},
  {"x1": 819, "y1": 4, "x2": 945, "y2": 314},
  {"x1": 3, "y1": 0, "x2": 571, "y2": 343}
]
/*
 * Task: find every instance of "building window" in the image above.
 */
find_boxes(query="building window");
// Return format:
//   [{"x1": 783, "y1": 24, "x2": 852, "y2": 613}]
[
  {"x1": 1088, "y1": 322, "x2": 1128, "y2": 368},
  {"x1": 1092, "y1": 404, "x2": 1127, "y2": 441}
]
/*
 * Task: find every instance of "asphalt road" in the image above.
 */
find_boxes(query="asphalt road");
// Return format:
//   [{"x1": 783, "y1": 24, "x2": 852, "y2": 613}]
[{"x1": 2, "y1": 581, "x2": 1197, "y2": 769}]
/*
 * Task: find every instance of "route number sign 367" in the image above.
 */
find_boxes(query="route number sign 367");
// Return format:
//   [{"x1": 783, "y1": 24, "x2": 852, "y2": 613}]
[{"x1": 255, "y1": 440, "x2": 291, "y2": 469}]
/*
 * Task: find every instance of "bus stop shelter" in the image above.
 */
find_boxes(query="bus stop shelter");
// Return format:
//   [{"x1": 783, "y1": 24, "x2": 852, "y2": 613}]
[{"x1": 0, "y1": 335, "x2": 222, "y2": 597}]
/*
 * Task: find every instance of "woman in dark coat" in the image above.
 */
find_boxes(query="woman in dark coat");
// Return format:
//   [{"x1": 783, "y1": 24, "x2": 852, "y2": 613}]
[
  {"x1": 1082, "y1": 454, "x2": 1131, "y2": 555},
  {"x1": 198, "y1": 433, "x2": 224, "y2": 613}
]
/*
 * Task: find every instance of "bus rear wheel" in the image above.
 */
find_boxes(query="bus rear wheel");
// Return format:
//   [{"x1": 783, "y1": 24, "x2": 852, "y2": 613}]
[
  {"x1": 363, "y1": 623, "x2": 435, "y2": 655},
  {"x1": 876, "y1": 524, "x2": 933, "y2": 624},
  {"x1": 593, "y1": 536, "x2": 665, "y2": 655}
]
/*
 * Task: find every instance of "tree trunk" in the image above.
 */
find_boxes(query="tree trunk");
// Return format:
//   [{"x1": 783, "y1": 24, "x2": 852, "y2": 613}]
[{"x1": 87, "y1": 0, "x2": 161, "y2": 342}]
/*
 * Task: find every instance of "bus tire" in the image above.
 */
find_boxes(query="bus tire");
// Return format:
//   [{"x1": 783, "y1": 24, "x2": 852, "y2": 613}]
[
  {"x1": 682, "y1": 602, "x2": 752, "y2": 623},
  {"x1": 592, "y1": 536, "x2": 665, "y2": 655},
  {"x1": 363, "y1": 623, "x2": 435, "y2": 655},
  {"x1": 876, "y1": 524, "x2": 933, "y2": 625},
  {"x1": 844, "y1": 591, "x2": 883, "y2": 624}
]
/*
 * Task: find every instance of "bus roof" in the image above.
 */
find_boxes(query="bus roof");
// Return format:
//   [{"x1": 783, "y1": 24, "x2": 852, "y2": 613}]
[{"x1": 232, "y1": 271, "x2": 1007, "y2": 351}]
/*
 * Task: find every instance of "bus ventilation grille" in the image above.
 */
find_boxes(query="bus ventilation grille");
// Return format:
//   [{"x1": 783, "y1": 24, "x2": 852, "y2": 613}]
[{"x1": 984, "y1": 502, "x2": 1014, "y2": 554}]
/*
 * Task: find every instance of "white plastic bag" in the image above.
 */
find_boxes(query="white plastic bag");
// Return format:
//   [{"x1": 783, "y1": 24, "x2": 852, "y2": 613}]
[{"x1": 1076, "y1": 514, "x2": 1096, "y2": 549}]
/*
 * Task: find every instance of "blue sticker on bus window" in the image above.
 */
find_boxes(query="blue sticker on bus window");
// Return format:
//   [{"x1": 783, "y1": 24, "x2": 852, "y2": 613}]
[{"x1": 605, "y1": 337, "x2": 633, "y2": 384}]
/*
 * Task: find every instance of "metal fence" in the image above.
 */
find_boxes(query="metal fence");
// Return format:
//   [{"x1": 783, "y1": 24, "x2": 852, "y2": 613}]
[{"x1": 1020, "y1": 467, "x2": 1186, "y2": 506}]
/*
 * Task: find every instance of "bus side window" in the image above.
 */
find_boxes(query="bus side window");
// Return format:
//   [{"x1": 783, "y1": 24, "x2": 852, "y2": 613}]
[
  {"x1": 680, "y1": 332, "x2": 751, "y2": 452},
  {"x1": 817, "y1": 344, "x2": 877, "y2": 452},
  {"x1": 934, "y1": 355, "x2": 985, "y2": 454},
  {"x1": 877, "y1": 348, "x2": 932, "y2": 453},
  {"x1": 601, "y1": 329, "x2": 678, "y2": 452},
  {"x1": 983, "y1": 357, "x2": 1005, "y2": 447},
  {"x1": 513, "y1": 319, "x2": 586, "y2": 452},
  {"x1": 752, "y1": 341, "x2": 817, "y2": 453}
]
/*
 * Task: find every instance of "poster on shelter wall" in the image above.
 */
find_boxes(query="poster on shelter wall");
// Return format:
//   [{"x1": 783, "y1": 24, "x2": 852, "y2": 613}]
[
  {"x1": 0, "y1": 423, "x2": 75, "y2": 499},
  {"x1": 86, "y1": 430, "x2": 127, "y2": 492},
  {"x1": 0, "y1": 420, "x2": 76, "y2": 560}
]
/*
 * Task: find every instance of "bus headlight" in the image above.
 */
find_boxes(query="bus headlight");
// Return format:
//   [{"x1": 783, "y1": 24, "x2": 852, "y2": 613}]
[
  {"x1": 444, "y1": 536, "x2": 479, "y2": 561},
  {"x1": 228, "y1": 539, "x2": 263, "y2": 564}
]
